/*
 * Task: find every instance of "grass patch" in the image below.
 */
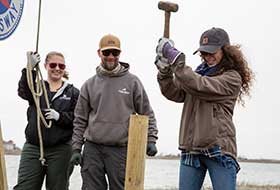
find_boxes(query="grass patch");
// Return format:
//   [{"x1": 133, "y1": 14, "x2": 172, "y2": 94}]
[
  {"x1": 202, "y1": 182, "x2": 280, "y2": 190},
  {"x1": 146, "y1": 183, "x2": 280, "y2": 190}
]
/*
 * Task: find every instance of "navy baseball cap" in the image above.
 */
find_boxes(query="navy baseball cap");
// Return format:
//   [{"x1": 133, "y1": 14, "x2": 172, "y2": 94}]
[{"x1": 193, "y1": 27, "x2": 230, "y2": 55}]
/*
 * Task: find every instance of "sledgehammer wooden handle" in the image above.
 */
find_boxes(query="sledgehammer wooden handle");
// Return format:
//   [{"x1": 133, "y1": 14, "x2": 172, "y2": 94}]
[
  {"x1": 164, "y1": 11, "x2": 171, "y2": 38},
  {"x1": 158, "y1": 1, "x2": 179, "y2": 38}
]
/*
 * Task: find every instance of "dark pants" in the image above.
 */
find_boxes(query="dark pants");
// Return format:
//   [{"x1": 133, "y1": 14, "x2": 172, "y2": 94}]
[
  {"x1": 14, "y1": 142, "x2": 72, "y2": 190},
  {"x1": 81, "y1": 141, "x2": 127, "y2": 190}
]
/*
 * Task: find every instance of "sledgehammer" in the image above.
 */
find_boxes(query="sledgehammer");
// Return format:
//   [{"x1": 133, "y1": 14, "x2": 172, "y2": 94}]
[{"x1": 158, "y1": 1, "x2": 178, "y2": 38}]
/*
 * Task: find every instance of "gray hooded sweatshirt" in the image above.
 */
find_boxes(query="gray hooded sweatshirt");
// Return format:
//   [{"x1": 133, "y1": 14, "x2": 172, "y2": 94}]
[{"x1": 72, "y1": 62, "x2": 158, "y2": 151}]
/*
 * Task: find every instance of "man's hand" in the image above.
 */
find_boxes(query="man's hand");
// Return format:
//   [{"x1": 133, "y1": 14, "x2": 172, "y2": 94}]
[
  {"x1": 146, "y1": 142, "x2": 157, "y2": 157},
  {"x1": 70, "y1": 150, "x2": 82, "y2": 166},
  {"x1": 27, "y1": 51, "x2": 40, "y2": 69},
  {"x1": 44, "y1": 108, "x2": 60, "y2": 121}
]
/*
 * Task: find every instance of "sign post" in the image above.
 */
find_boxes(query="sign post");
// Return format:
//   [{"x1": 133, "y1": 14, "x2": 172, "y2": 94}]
[
  {"x1": 125, "y1": 115, "x2": 148, "y2": 190},
  {"x1": 0, "y1": 122, "x2": 8, "y2": 190}
]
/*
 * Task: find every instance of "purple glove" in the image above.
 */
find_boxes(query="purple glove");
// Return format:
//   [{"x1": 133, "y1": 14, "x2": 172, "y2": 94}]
[
  {"x1": 156, "y1": 37, "x2": 174, "y2": 57},
  {"x1": 156, "y1": 37, "x2": 182, "y2": 65}
]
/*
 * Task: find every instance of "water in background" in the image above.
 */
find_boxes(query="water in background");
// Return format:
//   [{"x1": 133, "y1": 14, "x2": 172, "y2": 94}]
[{"x1": 5, "y1": 155, "x2": 280, "y2": 190}]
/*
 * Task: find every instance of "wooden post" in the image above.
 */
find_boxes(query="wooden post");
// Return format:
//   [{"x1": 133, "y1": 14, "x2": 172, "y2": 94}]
[
  {"x1": 125, "y1": 115, "x2": 148, "y2": 190},
  {"x1": 0, "y1": 122, "x2": 8, "y2": 190}
]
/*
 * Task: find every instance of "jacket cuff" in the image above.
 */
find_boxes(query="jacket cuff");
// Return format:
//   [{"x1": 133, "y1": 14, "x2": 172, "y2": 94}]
[{"x1": 148, "y1": 136, "x2": 157, "y2": 143}]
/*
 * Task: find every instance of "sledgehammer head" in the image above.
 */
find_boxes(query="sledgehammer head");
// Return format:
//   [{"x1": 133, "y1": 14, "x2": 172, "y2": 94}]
[{"x1": 158, "y1": 1, "x2": 178, "y2": 12}]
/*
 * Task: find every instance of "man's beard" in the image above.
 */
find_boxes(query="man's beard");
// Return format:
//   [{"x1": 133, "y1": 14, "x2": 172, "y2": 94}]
[{"x1": 101, "y1": 58, "x2": 118, "y2": 71}]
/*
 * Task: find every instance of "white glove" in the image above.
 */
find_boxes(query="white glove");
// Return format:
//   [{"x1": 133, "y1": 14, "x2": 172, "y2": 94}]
[
  {"x1": 44, "y1": 108, "x2": 60, "y2": 121},
  {"x1": 156, "y1": 37, "x2": 174, "y2": 57},
  {"x1": 27, "y1": 51, "x2": 40, "y2": 69},
  {"x1": 154, "y1": 55, "x2": 171, "y2": 74}
]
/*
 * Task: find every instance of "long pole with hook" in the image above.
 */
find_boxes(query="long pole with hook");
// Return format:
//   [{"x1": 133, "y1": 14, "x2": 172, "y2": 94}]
[
  {"x1": 35, "y1": 0, "x2": 45, "y2": 165},
  {"x1": 35, "y1": 0, "x2": 42, "y2": 52},
  {"x1": 34, "y1": 0, "x2": 51, "y2": 126},
  {"x1": 26, "y1": 0, "x2": 52, "y2": 165}
]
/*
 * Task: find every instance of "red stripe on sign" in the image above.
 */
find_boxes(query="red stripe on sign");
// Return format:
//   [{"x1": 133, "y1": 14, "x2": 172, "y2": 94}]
[{"x1": 0, "y1": 0, "x2": 10, "y2": 9}]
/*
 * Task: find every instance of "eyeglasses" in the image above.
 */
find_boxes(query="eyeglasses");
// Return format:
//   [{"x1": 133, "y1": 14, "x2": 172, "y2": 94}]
[
  {"x1": 48, "y1": 63, "x2": 66, "y2": 70},
  {"x1": 102, "y1": 49, "x2": 121, "y2": 57}
]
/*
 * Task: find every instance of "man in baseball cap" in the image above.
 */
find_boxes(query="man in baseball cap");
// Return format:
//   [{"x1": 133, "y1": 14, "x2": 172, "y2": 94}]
[
  {"x1": 96, "y1": 34, "x2": 122, "y2": 71},
  {"x1": 71, "y1": 33, "x2": 158, "y2": 190}
]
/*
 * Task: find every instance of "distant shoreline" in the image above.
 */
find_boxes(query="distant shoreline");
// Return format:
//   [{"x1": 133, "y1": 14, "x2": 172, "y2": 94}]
[
  {"x1": 237, "y1": 158, "x2": 280, "y2": 164},
  {"x1": 148, "y1": 155, "x2": 280, "y2": 164},
  {"x1": 5, "y1": 151, "x2": 280, "y2": 164}
]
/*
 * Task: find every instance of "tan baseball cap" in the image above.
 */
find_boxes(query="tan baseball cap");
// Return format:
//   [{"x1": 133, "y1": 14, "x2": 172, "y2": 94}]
[{"x1": 99, "y1": 34, "x2": 121, "y2": 51}]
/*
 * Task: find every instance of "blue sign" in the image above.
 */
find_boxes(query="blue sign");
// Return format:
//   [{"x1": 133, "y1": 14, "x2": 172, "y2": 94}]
[{"x1": 0, "y1": 0, "x2": 24, "y2": 40}]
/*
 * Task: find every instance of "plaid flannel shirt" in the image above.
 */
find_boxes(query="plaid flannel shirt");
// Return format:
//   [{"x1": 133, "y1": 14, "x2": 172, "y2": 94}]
[{"x1": 181, "y1": 146, "x2": 240, "y2": 173}]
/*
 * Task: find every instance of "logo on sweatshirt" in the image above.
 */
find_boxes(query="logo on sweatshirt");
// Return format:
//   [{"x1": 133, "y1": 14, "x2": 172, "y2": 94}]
[
  {"x1": 118, "y1": 88, "x2": 130, "y2": 95},
  {"x1": 59, "y1": 94, "x2": 71, "y2": 100},
  {"x1": 0, "y1": 0, "x2": 24, "y2": 40}
]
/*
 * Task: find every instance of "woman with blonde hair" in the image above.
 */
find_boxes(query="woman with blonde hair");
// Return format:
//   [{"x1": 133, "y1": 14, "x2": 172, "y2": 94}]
[{"x1": 14, "y1": 51, "x2": 79, "y2": 190}]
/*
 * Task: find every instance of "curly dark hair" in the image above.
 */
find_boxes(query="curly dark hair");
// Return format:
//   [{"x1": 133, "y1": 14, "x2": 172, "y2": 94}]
[{"x1": 221, "y1": 44, "x2": 254, "y2": 105}]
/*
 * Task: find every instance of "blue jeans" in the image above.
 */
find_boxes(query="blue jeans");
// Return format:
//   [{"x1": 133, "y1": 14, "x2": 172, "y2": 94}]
[{"x1": 179, "y1": 154, "x2": 237, "y2": 190}]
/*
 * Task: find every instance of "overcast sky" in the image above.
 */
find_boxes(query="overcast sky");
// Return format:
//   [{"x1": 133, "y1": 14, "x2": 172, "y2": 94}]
[{"x1": 1, "y1": 0, "x2": 279, "y2": 159}]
